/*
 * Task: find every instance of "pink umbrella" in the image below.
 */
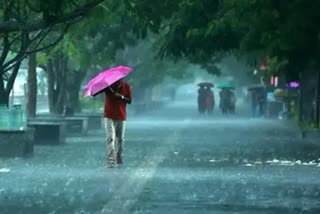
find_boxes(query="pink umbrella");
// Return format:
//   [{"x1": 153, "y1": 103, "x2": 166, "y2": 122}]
[{"x1": 83, "y1": 66, "x2": 132, "y2": 97}]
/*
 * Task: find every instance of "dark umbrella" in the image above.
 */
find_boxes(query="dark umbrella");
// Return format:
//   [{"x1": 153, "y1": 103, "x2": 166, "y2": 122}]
[
  {"x1": 217, "y1": 82, "x2": 235, "y2": 89},
  {"x1": 197, "y1": 82, "x2": 214, "y2": 87}
]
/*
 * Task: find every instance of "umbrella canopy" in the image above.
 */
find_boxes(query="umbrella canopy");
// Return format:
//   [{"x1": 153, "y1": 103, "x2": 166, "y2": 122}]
[
  {"x1": 217, "y1": 82, "x2": 235, "y2": 89},
  {"x1": 197, "y1": 82, "x2": 214, "y2": 87},
  {"x1": 83, "y1": 66, "x2": 132, "y2": 97}
]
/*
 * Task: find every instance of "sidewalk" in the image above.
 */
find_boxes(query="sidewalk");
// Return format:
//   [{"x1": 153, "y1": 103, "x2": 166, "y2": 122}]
[{"x1": 1, "y1": 104, "x2": 320, "y2": 213}]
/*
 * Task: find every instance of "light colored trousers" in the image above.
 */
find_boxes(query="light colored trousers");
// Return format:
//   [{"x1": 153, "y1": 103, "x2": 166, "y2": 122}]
[{"x1": 104, "y1": 118, "x2": 126, "y2": 165}]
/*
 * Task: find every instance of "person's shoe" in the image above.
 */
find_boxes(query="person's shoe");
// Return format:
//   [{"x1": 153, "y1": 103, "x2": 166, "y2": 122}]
[
  {"x1": 116, "y1": 158, "x2": 123, "y2": 165},
  {"x1": 107, "y1": 162, "x2": 115, "y2": 168}
]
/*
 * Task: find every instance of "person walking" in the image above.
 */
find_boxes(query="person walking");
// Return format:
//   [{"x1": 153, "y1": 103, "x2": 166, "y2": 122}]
[
  {"x1": 205, "y1": 86, "x2": 214, "y2": 114},
  {"x1": 251, "y1": 91, "x2": 258, "y2": 117},
  {"x1": 198, "y1": 85, "x2": 206, "y2": 114},
  {"x1": 230, "y1": 91, "x2": 236, "y2": 114},
  {"x1": 103, "y1": 79, "x2": 132, "y2": 168}
]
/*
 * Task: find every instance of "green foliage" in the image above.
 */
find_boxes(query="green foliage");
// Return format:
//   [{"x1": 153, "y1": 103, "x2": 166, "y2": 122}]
[
  {"x1": 0, "y1": 0, "x2": 106, "y2": 105},
  {"x1": 302, "y1": 122, "x2": 320, "y2": 132},
  {"x1": 80, "y1": 96, "x2": 104, "y2": 112},
  {"x1": 124, "y1": 0, "x2": 320, "y2": 79},
  {"x1": 38, "y1": 0, "x2": 138, "y2": 75}
]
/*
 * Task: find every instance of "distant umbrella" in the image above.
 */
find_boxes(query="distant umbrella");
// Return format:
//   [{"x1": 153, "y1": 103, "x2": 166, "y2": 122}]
[
  {"x1": 197, "y1": 82, "x2": 214, "y2": 87},
  {"x1": 217, "y1": 82, "x2": 235, "y2": 89}
]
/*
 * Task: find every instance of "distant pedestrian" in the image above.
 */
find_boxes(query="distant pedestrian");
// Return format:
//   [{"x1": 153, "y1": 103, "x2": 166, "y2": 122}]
[
  {"x1": 257, "y1": 91, "x2": 266, "y2": 117},
  {"x1": 205, "y1": 86, "x2": 214, "y2": 114},
  {"x1": 251, "y1": 91, "x2": 258, "y2": 117},
  {"x1": 230, "y1": 91, "x2": 236, "y2": 114},
  {"x1": 220, "y1": 89, "x2": 230, "y2": 114},
  {"x1": 198, "y1": 85, "x2": 206, "y2": 114}
]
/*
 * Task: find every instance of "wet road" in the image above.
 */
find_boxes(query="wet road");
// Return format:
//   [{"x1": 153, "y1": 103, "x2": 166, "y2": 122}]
[{"x1": 1, "y1": 102, "x2": 320, "y2": 213}]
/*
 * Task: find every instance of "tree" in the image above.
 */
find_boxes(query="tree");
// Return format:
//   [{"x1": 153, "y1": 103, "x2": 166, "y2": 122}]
[
  {"x1": 125, "y1": 0, "x2": 320, "y2": 124},
  {"x1": 37, "y1": 1, "x2": 138, "y2": 114},
  {"x1": 0, "y1": 0, "x2": 105, "y2": 105},
  {"x1": 125, "y1": 0, "x2": 320, "y2": 75},
  {"x1": 26, "y1": 52, "x2": 37, "y2": 118}
]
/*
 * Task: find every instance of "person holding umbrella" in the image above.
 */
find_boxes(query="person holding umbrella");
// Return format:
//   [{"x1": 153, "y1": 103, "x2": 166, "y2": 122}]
[
  {"x1": 197, "y1": 82, "x2": 214, "y2": 114},
  {"x1": 197, "y1": 84, "x2": 206, "y2": 114},
  {"x1": 217, "y1": 81, "x2": 235, "y2": 114},
  {"x1": 83, "y1": 66, "x2": 132, "y2": 168},
  {"x1": 204, "y1": 86, "x2": 214, "y2": 114},
  {"x1": 103, "y1": 79, "x2": 132, "y2": 168}
]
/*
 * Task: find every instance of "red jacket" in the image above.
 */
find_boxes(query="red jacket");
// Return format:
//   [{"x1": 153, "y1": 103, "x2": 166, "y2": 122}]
[{"x1": 104, "y1": 81, "x2": 131, "y2": 121}]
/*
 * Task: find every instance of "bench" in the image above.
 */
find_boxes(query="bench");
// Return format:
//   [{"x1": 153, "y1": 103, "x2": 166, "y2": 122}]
[
  {"x1": 0, "y1": 129, "x2": 34, "y2": 157},
  {"x1": 74, "y1": 113, "x2": 104, "y2": 130},
  {"x1": 63, "y1": 117, "x2": 89, "y2": 135},
  {"x1": 27, "y1": 120, "x2": 66, "y2": 145},
  {"x1": 32, "y1": 116, "x2": 89, "y2": 136}
]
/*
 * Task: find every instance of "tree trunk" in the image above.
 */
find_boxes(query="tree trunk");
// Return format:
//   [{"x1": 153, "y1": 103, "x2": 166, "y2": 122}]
[
  {"x1": 66, "y1": 70, "x2": 85, "y2": 113},
  {"x1": 46, "y1": 52, "x2": 67, "y2": 115},
  {"x1": 55, "y1": 55, "x2": 67, "y2": 115},
  {"x1": 316, "y1": 71, "x2": 320, "y2": 127},
  {"x1": 47, "y1": 60, "x2": 55, "y2": 113},
  {"x1": 0, "y1": 63, "x2": 21, "y2": 106},
  {"x1": 67, "y1": 86, "x2": 81, "y2": 113},
  {"x1": 0, "y1": 77, "x2": 8, "y2": 106},
  {"x1": 0, "y1": 91, "x2": 9, "y2": 106},
  {"x1": 298, "y1": 72, "x2": 303, "y2": 124},
  {"x1": 26, "y1": 52, "x2": 37, "y2": 118}
]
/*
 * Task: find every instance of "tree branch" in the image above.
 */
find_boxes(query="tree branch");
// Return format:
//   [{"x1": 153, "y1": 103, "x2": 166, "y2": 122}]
[
  {"x1": 26, "y1": 26, "x2": 70, "y2": 54},
  {"x1": 5, "y1": 61, "x2": 21, "y2": 95},
  {"x1": 28, "y1": 26, "x2": 55, "y2": 50},
  {"x1": 2, "y1": 32, "x2": 29, "y2": 74},
  {"x1": 0, "y1": 0, "x2": 105, "y2": 33},
  {"x1": 25, "y1": 0, "x2": 41, "y2": 13},
  {"x1": 0, "y1": 33, "x2": 10, "y2": 66},
  {"x1": 2, "y1": 25, "x2": 68, "y2": 73},
  {"x1": 8, "y1": 33, "x2": 22, "y2": 47}
]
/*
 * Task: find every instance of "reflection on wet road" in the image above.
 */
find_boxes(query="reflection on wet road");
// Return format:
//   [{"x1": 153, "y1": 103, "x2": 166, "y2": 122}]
[{"x1": 1, "y1": 102, "x2": 320, "y2": 213}]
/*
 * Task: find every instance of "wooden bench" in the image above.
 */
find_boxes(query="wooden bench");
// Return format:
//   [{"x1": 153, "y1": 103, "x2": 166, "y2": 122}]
[
  {"x1": 0, "y1": 129, "x2": 34, "y2": 157},
  {"x1": 27, "y1": 120, "x2": 66, "y2": 145}
]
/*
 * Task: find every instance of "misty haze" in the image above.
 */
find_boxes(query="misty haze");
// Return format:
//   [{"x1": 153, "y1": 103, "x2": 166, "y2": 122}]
[{"x1": 1, "y1": 1, "x2": 320, "y2": 214}]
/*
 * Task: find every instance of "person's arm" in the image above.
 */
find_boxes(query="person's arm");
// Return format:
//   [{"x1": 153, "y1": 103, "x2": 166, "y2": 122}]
[
  {"x1": 122, "y1": 84, "x2": 132, "y2": 104},
  {"x1": 114, "y1": 92, "x2": 132, "y2": 104},
  {"x1": 122, "y1": 95, "x2": 132, "y2": 104}
]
